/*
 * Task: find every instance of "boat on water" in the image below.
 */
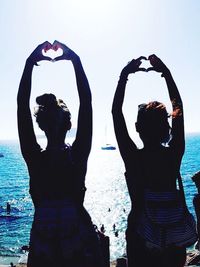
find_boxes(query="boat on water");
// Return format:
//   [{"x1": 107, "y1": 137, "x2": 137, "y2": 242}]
[
  {"x1": 101, "y1": 125, "x2": 116, "y2": 150},
  {"x1": 101, "y1": 144, "x2": 116, "y2": 150}
]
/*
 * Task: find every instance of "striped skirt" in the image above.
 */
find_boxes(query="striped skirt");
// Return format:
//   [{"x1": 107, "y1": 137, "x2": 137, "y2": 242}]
[{"x1": 136, "y1": 190, "x2": 197, "y2": 249}]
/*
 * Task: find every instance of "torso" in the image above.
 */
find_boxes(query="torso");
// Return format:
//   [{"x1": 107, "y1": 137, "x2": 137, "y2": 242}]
[
  {"x1": 125, "y1": 145, "x2": 178, "y2": 214},
  {"x1": 26, "y1": 145, "x2": 86, "y2": 206}
]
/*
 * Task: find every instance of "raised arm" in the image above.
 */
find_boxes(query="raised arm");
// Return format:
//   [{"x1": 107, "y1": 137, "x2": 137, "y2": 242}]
[
  {"x1": 53, "y1": 41, "x2": 92, "y2": 162},
  {"x1": 148, "y1": 54, "x2": 185, "y2": 161},
  {"x1": 112, "y1": 57, "x2": 146, "y2": 164},
  {"x1": 17, "y1": 42, "x2": 52, "y2": 159}
]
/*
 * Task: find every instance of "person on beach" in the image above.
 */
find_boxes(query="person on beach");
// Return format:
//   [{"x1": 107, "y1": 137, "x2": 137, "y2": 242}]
[
  {"x1": 112, "y1": 55, "x2": 186, "y2": 267},
  {"x1": 17, "y1": 41, "x2": 102, "y2": 267}
]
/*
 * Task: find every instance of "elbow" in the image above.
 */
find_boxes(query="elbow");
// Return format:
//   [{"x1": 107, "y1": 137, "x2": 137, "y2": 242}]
[
  {"x1": 17, "y1": 93, "x2": 29, "y2": 109},
  {"x1": 112, "y1": 104, "x2": 121, "y2": 116},
  {"x1": 111, "y1": 102, "x2": 116, "y2": 114},
  {"x1": 111, "y1": 107, "x2": 115, "y2": 116}
]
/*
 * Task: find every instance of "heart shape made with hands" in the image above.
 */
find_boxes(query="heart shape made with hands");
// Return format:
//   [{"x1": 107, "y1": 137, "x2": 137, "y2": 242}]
[
  {"x1": 42, "y1": 41, "x2": 64, "y2": 61},
  {"x1": 139, "y1": 58, "x2": 152, "y2": 71},
  {"x1": 137, "y1": 54, "x2": 163, "y2": 73}
]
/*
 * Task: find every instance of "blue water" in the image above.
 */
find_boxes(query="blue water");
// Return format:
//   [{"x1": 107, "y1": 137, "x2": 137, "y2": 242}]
[{"x1": 0, "y1": 134, "x2": 200, "y2": 261}]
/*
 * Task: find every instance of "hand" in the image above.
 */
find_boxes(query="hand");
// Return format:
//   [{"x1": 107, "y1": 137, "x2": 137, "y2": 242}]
[
  {"x1": 122, "y1": 56, "x2": 147, "y2": 75},
  {"x1": 52, "y1": 40, "x2": 78, "y2": 61},
  {"x1": 147, "y1": 54, "x2": 169, "y2": 76},
  {"x1": 27, "y1": 41, "x2": 52, "y2": 66}
]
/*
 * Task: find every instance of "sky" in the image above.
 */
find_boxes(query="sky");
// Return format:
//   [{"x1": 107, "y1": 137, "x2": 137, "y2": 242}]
[{"x1": 0, "y1": 0, "x2": 200, "y2": 146}]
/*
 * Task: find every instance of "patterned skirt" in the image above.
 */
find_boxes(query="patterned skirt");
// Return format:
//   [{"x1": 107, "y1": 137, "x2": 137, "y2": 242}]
[{"x1": 28, "y1": 199, "x2": 102, "y2": 267}]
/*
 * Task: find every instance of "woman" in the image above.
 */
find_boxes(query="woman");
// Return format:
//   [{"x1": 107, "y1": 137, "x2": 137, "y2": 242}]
[
  {"x1": 112, "y1": 55, "x2": 186, "y2": 267},
  {"x1": 17, "y1": 41, "x2": 101, "y2": 267}
]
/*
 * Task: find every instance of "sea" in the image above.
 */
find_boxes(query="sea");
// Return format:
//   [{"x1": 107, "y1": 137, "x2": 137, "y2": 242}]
[{"x1": 1, "y1": 134, "x2": 200, "y2": 264}]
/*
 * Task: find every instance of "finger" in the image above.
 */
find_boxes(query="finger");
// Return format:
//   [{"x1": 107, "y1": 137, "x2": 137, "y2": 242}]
[
  {"x1": 44, "y1": 41, "x2": 52, "y2": 47},
  {"x1": 148, "y1": 54, "x2": 156, "y2": 60},
  {"x1": 52, "y1": 40, "x2": 62, "y2": 51},
  {"x1": 42, "y1": 56, "x2": 52, "y2": 61},
  {"x1": 40, "y1": 41, "x2": 51, "y2": 50},
  {"x1": 36, "y1": 41, "x2": 51, "y2": 55},
  {"x1": 44, "y1": 42, "x2": 52, "y2": 53},
  {"x1": 53, "y1": 40, "x2": 61, "y2": 46},
  {"x1": 54, "y1": 55, "x2": 65, "y2": 61},
  {"x1": 146, "y1": 67, "x2": 155, "y2": 72},
  {"x1": 137, "y1": 68, "x2": 147, "y2": 72},
  {"x1": 52, "y1": 44, "x2": 59, "y2": 51},
  {"x1": 137, "y1": 56, "x2": 147, "y2": 61},
  {"x1": 52, "y1": 40, "x2": 59, "y2": 51}
]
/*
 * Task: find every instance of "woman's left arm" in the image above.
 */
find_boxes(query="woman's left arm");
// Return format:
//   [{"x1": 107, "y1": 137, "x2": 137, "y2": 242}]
[
  {"x1": 53, "y1": 41, "x2": 92, "y2": 162},
  {"x1": 148, "y1": 54, "x2": 185, "y2": 162},
  {"x1": 71, "y1": 56, "x2": 92, "y2": 162}
]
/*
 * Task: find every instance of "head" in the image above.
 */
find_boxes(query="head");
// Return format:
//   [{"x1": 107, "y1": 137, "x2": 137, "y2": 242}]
[
  {"x1": 135, "y1": 101, "x2": 171, "y2": 145},
  {"x1": 34, "y1": 94, "x2": 71, "y2": 139}
]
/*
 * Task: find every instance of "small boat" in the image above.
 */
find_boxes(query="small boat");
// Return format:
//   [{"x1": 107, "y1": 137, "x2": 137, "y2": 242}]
[
  {"x1": 101, "y1": 144, "x2": 116, "y2": 150},
  {"x1": 101, "y1": 126, "x2": 116, "y2": 150}
]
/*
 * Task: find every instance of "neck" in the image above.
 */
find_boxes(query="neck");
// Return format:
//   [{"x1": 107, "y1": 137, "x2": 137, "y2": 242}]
[
  {"x1": 45, "y1": 130, "x2": 67, "y2": 150},
  {"x1": 46, "y1": 137, "x2": 66, "y2": 150}
]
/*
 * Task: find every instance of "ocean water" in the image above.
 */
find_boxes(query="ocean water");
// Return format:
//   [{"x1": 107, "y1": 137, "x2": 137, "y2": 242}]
[{"x1": 0, "y1": 134, "x2": 200, "y2": 263}]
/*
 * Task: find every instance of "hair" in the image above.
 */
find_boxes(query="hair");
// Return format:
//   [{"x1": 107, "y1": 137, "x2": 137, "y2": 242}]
[
  {"x1": 34, "y1": 93, "x2": 71, "y2": 132},
  {"x1": 136, "y1": 101, "x2": 171, "y2": 144}
]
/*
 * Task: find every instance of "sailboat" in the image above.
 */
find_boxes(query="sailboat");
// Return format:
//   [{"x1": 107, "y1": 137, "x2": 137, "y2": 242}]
[
  {"x1": 101, "y1": 143, "x2": 116, "y2": 150},
  {"x1": 101, "y1": 126, "x2": 116, "y2": 150}
]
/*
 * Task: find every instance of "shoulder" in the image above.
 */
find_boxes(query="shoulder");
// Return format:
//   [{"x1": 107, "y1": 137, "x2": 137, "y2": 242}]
[
  {"x1": 124, "y1": 148, "x2": 142, "y2": 174},
  {"x1": 22, "y1": 144, "x2": 42, "y2": 163},
  {"x1": 64, "y1": 144, "x2": 85, "y2": 166}
]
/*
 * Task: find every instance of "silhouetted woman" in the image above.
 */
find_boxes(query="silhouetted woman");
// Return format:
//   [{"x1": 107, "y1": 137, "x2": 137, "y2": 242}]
[
  {"x1": 112, "y1": 55, "x2": 186, "y2": 267},
  {"x1": 17, "y1": 41, "x2": 101, "y2": 267}
]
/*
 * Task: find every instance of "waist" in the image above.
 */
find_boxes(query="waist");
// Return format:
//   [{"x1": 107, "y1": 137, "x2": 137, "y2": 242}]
[
  {"x1": 36, "y1": 198, "x2": 78, "y2": 207},
  {"x1": 34, "y1": 199, "x2": 79, "y2": 219},
  {"x1": 30, "y1": 187, "x2": 86, "y2": 207}
]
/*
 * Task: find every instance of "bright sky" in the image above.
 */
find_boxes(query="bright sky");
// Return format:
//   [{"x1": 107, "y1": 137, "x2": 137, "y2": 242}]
[{"x1": 0, "y1": 0, "x2": 200, "y2": 145}]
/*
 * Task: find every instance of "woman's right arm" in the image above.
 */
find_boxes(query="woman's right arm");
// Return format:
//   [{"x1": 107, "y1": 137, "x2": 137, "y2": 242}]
[
  {"x1": 17, "y1": 42, "x2": 52, "y2": 159},
  {"x1": 112, "y1": 57, "x2": 146, "y2": 164}
]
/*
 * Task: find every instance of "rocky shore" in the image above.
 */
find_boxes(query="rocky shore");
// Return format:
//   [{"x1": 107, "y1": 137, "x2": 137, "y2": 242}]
[{"x1": 1, "y1": 249, "x2": 200, "y2": 267}]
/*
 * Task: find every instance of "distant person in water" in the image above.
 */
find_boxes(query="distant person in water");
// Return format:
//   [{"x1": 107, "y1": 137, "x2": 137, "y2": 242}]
[
  {"x1": 6, "y1": 202, "x2": 11, "y2": 214},
  {"x1": 17, "y1": 41, "x2": 102, "y2": 267},
  {"x1": 112, "y1": 55, "x2": 186, "y2": 267}
]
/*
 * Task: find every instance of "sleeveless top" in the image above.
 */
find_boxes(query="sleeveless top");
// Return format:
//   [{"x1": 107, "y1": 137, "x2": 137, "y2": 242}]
[{"x1": 25, "y1": 145, "x2": 86, "y2": 207}]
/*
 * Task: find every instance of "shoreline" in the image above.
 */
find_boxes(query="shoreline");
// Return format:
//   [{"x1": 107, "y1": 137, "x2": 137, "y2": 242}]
[
  {"x1": 0, "y1": 254, "x2": 117, "y2": 267},
  {"x1": 1, "y1": 250, "x2": 200, "y2": 267}
]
